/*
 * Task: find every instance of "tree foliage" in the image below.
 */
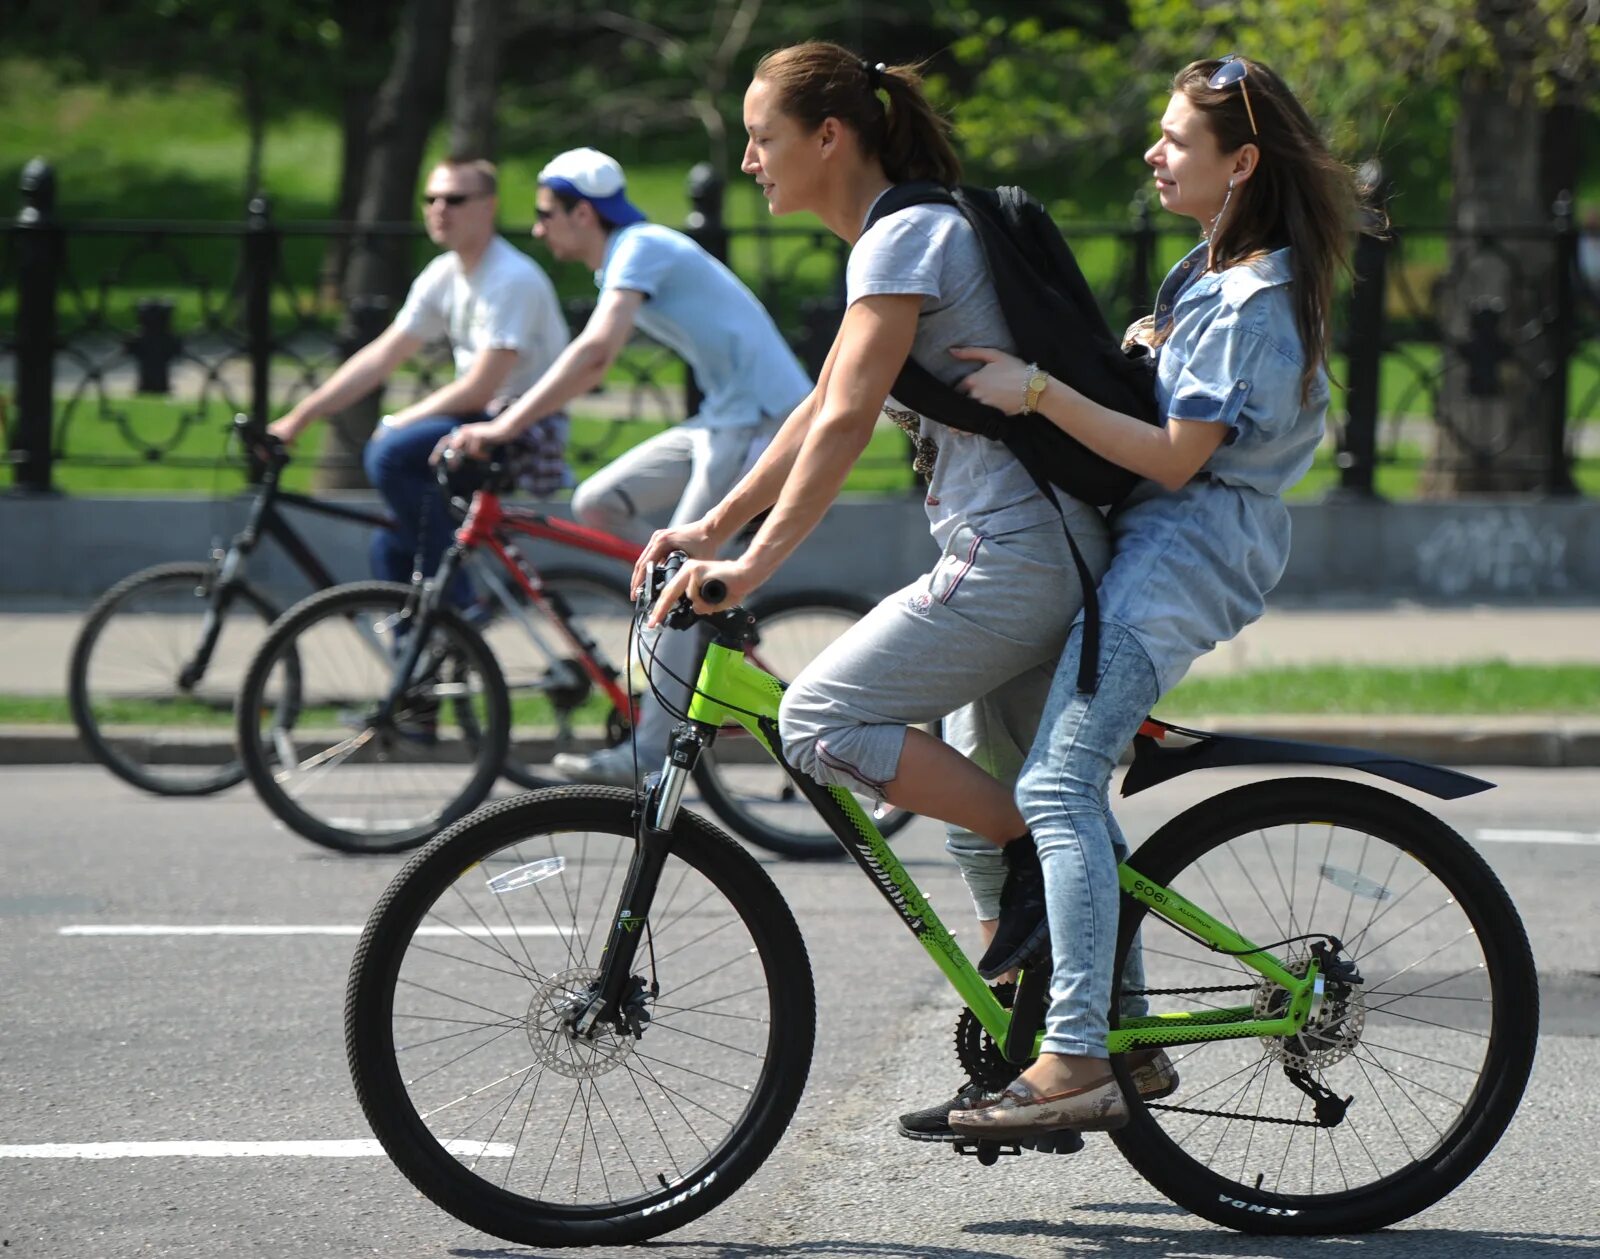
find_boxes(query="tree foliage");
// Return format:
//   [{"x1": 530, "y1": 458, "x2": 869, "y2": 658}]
[{"x1": 935, "y1": 0, "x2": 1600, "y2": 219}]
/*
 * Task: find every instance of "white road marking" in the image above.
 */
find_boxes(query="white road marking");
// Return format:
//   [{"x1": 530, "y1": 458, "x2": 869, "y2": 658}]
[
  {"x1": 59, "y1": 924, "x2": 569, "y2": 937},
  {"x1": 0, "y1": 1140, "x2": 512, "y2": 1159},
  {"x1": 1476, "y1": 828, "x2": 1600, "y2": 846}
]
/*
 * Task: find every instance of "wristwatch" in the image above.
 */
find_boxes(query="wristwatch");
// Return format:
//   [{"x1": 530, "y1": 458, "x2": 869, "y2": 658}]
[{"x1": 1020, "y1": 364, "x2": 1050, "y2": 415}]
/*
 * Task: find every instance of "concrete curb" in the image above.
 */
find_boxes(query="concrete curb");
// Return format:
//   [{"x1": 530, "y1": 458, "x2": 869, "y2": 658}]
[{"x1": 8, "y1": 716, "x2": 1600, "y2": 769}]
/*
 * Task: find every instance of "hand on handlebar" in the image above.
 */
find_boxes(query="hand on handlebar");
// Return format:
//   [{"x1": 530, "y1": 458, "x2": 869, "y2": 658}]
[
  {"x1": 266, "y1": 415, "x2": 306, "y2": 446},
  {"x1": 630, "y1": 520, "x2": 721, "y2": 599},
  {"x1": 646, "y1": 555, "x2": 759, "y2": 629},
  {"x1": 432, "y1": 419, "x2": 504, "y2": 465}
]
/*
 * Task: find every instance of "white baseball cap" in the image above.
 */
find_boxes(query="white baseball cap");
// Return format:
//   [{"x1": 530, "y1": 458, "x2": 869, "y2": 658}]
[{"x1": 537, "y1": 148, "x2": 647, "y2": 226}]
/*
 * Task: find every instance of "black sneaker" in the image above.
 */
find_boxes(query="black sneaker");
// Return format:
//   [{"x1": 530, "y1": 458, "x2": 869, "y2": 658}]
[
  {"x1": 976, "y1": 834, "x2": 1050, "y2": 980},
  {"x1": 897, "y1": 1080, "x2": 993, "y2": 1142}
]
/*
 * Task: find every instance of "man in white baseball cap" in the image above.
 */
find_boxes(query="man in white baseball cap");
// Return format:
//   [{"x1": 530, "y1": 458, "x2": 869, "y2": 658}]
[
  {"x1": 534, "y1": 147, "x2": 648, "y2": 228},
  {"x1": 440, "y1": 147, "x2": 812, "y2": 786}
]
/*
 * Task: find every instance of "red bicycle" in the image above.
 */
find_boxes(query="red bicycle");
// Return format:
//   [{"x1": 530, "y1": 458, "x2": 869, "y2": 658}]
[{"x1": 233, "y1": 453, "x2": 914, "y2": 855}]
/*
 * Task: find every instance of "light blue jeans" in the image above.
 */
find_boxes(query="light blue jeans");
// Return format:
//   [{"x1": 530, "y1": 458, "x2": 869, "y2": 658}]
[{"x1": 1016, "y1": 619, "x2": 1157, "y2": 1058}]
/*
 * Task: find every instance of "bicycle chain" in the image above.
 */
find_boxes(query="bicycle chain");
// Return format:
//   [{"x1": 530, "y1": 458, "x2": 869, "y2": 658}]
[
  {"x1": 1145, "y1": 1101, "x2": 1329, "y2": 1128},
  {"x1": 1127, "y1": 980, "x2": 1333, "y2": 1128}
]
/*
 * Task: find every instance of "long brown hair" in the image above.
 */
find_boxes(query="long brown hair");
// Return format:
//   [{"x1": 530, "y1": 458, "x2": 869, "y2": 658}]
[
  {"x1": 752, "y1": 41, "x2": 962, "y2": 187},
  {"x1": 1172, "y1": 58, "x2": 1355, "y2": 403}
]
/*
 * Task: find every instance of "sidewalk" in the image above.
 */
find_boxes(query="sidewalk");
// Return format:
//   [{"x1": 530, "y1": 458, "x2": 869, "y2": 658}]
[{"x1": 3, "y1": 602, "x2": 1599, "y2": 767}]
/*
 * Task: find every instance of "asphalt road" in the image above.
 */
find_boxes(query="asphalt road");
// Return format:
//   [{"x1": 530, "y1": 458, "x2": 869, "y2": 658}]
[{"x1": 1, "y1": 765, "x2": 1597, "y2": 1259}]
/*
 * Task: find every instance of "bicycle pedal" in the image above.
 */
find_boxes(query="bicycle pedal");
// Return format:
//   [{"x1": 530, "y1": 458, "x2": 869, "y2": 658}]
[
  {"x1": 1017, "y1": 1128, "x2": 1086, "y2": 1156},
  {"x1": 951, "y1": 1138, "x2": 1021, "y2": 1166}
]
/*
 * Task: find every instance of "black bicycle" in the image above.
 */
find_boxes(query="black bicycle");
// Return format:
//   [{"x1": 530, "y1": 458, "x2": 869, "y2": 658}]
[{"x1": 66, "y1": 418, "x2": 394, "y2": 796}]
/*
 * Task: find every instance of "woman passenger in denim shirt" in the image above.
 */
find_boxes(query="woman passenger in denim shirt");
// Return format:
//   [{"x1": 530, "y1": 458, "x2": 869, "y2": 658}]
[{"x1": 940, "y1": 57, "x2": 1357, "y2": 1139}]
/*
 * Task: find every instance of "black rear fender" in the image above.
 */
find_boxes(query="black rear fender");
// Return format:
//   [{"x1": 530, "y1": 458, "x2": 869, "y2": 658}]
[{"x1": 1121, "y1": 718, "x2": 1494, "y2": 801}]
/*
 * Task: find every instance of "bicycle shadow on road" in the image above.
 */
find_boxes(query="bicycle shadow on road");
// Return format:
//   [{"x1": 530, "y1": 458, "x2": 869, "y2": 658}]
[
  {"x1": 453, "y1": 1221, "x2": 1600, "y2": 1259},
  {"x1": 967, "y1": 1214, "x2": 1600, "y2": 1256}
]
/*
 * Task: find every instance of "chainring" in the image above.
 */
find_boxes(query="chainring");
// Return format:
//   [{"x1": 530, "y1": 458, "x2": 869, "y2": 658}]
[{"x1": 954, "y1": 981, "x2": 1022, "y2": 1090}]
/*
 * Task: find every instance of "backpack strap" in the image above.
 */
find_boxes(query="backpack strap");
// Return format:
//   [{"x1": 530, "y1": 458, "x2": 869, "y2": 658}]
[{"x1": 864, "y1": 180, "x2": 1105, "y2": 691}]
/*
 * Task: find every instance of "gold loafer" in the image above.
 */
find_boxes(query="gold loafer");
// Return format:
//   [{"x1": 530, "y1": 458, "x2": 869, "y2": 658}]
[{"x1": 948, "y1": 1073, "x2": 1128, "y2": 1138}]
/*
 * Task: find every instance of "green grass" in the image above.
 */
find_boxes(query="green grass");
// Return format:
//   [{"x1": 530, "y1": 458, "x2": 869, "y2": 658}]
[
  {"x1": 0, "y1": 691, "x2": 615, "y2": 728},
  {"x1": 1159, "y1": 662, "x2": 1600, "y2": 718},
  {"x1": 11, "y1": 661, "x2": 1600, "y2": 727},
  {"x1": 29, "y1": 397, "x2": 914, "y2": 495}
]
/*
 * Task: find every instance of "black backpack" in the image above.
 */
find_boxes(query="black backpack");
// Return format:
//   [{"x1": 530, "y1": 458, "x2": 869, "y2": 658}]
[
  {"x1": 862, "y1": 181, "x2": 1159, "y2": 508},
  {"x1": 863, "y1": 181, "x2": 1161, "y2": 690}
]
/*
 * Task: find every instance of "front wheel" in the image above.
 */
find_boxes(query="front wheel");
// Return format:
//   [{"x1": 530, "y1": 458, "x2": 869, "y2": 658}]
[
  {"x1": 236, "y1": 582, "x2": 508, "y2": 854},
  {"x1": 345, "y1": 787, "x2": 816, "y2": 1248},
  {"x1": 1109, "y1": 778, "x2": 1537, "y2": 1234}
]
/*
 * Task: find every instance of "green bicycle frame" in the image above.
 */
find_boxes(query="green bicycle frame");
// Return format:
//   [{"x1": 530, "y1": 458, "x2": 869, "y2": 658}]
[{"x1": 684, "y1": 639, "x2": 1321, "y2": 1057}]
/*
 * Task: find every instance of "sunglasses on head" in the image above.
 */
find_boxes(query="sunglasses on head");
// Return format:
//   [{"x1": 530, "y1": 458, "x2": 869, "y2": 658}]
[
  {"x1": 1207, "y1": 55, "x2": 1259, "y2": 137},
  {"x1": 421, "y1": 192, "x2": 484, "y2": 208}
]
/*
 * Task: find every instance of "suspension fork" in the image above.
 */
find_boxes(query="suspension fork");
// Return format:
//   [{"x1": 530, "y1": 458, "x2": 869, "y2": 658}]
[{"x1": 573, "y1": 723, "x2": 711, "y2": 1036}]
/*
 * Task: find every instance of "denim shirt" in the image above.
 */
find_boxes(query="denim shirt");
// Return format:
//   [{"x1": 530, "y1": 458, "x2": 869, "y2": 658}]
[{"x1": 1092, "y1": 239, "x2": 1329, "y2": 693}]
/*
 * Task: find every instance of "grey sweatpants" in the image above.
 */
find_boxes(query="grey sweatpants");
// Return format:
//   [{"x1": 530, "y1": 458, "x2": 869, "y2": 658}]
[
  {"x1": 777, "y1": 508, "x2": 1111, "y2": 919},
  {"x1": 572, "y1": 417, "x2": 782, "y2": 762}
]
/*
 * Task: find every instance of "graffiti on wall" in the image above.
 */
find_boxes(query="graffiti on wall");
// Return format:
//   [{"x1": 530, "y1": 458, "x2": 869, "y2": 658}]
[{"x1": 1413, "y1": 508, "x2": 1571, "y2": 598}]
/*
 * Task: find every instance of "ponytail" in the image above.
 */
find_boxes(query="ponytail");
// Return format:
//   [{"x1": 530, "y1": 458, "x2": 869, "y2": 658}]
[{"x1": 753, "y1": 41, "x2": 962, "y2": 187}]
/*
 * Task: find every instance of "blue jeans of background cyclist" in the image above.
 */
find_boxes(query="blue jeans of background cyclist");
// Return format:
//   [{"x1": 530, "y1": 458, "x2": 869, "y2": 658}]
[
  {"x1": 1015, "y1": 620, "x2": 1155, "y2": 1058},
  {"x1": 363, "y1": 414, "x2": 485, "y2": 611}
]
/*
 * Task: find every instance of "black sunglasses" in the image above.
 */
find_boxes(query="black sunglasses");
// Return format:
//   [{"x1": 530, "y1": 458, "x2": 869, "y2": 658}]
[
  {"x1": 1208, "y1": 55, "x2": 1259, "y2": 137},
  {"x1": 421, "y1": 192, "x2": 485, "y2": 208}
]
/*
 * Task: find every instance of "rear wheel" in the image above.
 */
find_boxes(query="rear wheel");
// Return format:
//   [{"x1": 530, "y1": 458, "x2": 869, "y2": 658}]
[
  {"x1": 68, "y1": 561, "x2": 281, "y2": 796},
  {"x1": 693, "y1": 590, "x2": 920, "y2": 859},
  {"x1": 1109, "y1": 778, "x2": 1537, "y2": 1234},
  {"x1": 236, "y1": 582, "x2": 508, "y2": 854},
  {"x1": 345, "y1": 787, "x2": 816, "y2": 1247}
]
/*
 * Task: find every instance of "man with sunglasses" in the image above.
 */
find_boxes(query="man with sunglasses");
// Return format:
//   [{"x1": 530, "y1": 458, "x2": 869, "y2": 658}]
[
  {"x1": 439, "y1": 147, "x2": 812, "y2": 786},
  {"x1": 270, "y1": 157, "x2": 570, "y2": 611}
]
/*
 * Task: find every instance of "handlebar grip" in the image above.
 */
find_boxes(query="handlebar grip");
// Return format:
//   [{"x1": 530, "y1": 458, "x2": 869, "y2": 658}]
[{"x1": 698, "y1": 577, "x2": 728, "y2": 606}]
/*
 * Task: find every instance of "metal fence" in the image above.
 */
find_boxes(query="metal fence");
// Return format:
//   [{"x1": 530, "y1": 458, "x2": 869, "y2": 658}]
[{"x1": 3, "y1": 158, "x2": 1597, "y2": 496}]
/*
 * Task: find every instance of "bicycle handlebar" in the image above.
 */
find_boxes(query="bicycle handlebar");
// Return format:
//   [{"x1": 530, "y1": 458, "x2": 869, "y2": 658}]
[
  {"x1": 645, "y1": 552, "x2": 734, "y2": 633},
  {"x1": 233, "y1": 414, "x2": 289, "y2": 471}
]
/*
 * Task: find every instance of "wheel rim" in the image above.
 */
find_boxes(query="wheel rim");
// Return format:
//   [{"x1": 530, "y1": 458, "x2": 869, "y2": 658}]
[
  {"x1": 247, "y1": 593, "x2": 499, "y2": 841},
  {"x1": 79, "y1": 569, "x2": 270, "y2": 792},
  {"x1": 1115, "y1": 802, "x2": 1522, "y2": 1208},
  {"x1": 373, "y1": 820, "x2": 782, "y2": 1214}
]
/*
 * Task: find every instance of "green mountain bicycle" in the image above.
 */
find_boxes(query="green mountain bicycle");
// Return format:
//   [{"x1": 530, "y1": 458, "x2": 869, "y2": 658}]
[{"x1": 344, "y1": 558, "x2": 1537, "y2": 1246}]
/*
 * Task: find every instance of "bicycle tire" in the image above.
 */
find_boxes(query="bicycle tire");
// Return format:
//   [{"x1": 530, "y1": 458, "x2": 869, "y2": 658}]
[
  {"x1": 692, "y1": 589, "x2": 920, "y2": 859},
  {"x1": 345, "y1": 786, "x2": 816, "y2": 1247},
  {"x1": 492, "y1": 566, "x2": 636, "y2": 793},
  {"x1": 1108, "y1": 777, "x2": 1537, "y2": 1234},
  {"x1": 68, "y1": 561, "x2": 282, "y2": 797},
  {"x1": 236, "y1": 581, "x2": 509, "y2": 854}
]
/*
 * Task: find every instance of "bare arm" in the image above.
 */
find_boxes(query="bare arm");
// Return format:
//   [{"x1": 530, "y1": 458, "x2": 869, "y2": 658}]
[
  {"x1": 697, "y1": 331, "x2": 844, "y2": 541},
  {"x1": 441, "y1": 289, "x2": 644, "y2": 463},
  {"x1": 269, "y1": 324, "x2": 422, "y2": 443},
  {"x1": 647, "y1": 294, "x2": 919, "y2": 618},
  {"x1": 950, "y1": 347, "x2": 1227, "y2": 492},
  {"x1": 384, "y1": 346, "x2": 521, "y2": 427}
]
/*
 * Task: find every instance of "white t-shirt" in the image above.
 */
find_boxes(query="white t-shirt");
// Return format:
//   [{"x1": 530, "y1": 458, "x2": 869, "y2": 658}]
[{"x1": 394, "y1": 236, "x2": 569, "y2": 398}]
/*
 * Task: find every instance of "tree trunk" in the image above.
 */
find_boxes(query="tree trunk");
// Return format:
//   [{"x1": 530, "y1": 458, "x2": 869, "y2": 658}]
[
  {"x1": 319, "y1": 0, "x2": 399, "y2": 305},
  {"x1": 1422, "y1": 7, "x2": 1560, "y2": 495},
  {"x1": 318, "y1": 0, "x2": 455, "y2": 492},
  {"x1": 446, "y1": 0, "x2": 502, "y2": 159}
]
